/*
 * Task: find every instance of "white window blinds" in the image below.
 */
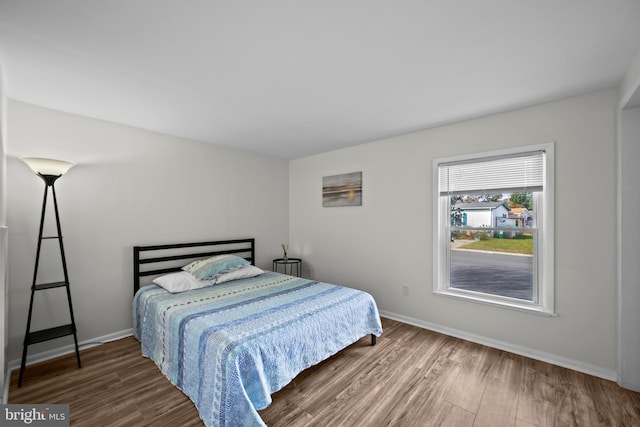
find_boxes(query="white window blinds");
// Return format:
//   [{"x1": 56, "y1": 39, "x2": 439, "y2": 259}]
[{"x1": 439, "y1": 150, "x2": 545, "y2": 196}]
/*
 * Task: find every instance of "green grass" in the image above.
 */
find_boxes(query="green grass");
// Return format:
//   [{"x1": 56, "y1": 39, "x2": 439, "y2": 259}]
[{"x1": 458, "y1": 235, "x2": 533, "y2": 255}]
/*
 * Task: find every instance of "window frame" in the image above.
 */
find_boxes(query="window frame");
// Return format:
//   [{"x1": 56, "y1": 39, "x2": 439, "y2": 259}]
[{"x1": 432, "y1": 143, "x2": 555, "y2": 316}]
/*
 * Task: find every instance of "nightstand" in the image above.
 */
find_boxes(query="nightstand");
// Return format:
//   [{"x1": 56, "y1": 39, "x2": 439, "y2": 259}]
[{"x1": 272, "y1": 258, "x2": 302, "y2": 277}]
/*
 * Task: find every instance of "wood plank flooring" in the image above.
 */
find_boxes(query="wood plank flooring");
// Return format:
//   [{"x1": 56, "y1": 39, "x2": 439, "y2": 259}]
[{"x1": 9, "y1": 318, "x2": 640, "y2": 426}]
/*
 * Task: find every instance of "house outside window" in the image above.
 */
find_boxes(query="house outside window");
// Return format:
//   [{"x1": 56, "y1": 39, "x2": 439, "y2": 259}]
[{"x1": 433, "y1": 143, "x2": 555, "y2": 315}]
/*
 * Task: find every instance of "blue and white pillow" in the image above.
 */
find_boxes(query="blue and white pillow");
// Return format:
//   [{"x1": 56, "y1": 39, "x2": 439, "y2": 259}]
[{"x1": 182, "y1": 254, "x2": 250, "y2": 280}]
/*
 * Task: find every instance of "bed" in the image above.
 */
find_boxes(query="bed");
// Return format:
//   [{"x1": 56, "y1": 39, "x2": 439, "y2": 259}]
[{"x1": 132, "y1": 238, "x2": 383, "y2": 427}]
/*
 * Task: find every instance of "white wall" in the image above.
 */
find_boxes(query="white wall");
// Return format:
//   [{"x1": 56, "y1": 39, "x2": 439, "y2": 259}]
[
  {"x1": 0, "y1": 62, "x2": 8, "y2": 399},
  {"x1": 620, "y1": 106, "x2": 640, "y2": 390},
  {"x1": 5, "y1": 101, "x2": 289, "y2": 362},
  {"x1": 290, "y1": 89, "x2": 618, "y2": 376},
  {"x1": 0, "y1": 63, "x2": 6, "y2": 227},
  {"x1": 618, "y1": 48, "x2": 640, "y2": 391}
]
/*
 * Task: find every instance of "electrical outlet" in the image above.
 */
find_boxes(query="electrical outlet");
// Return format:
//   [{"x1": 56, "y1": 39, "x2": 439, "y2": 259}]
[{"x1": 402, "y1": 284, "x2": 409, "y2": 296}]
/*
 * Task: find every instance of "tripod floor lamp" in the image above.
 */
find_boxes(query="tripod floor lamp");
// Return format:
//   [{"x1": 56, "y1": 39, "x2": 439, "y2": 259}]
[{"x1": 19, "y1": 157, "x2": 81, "y2": 387}]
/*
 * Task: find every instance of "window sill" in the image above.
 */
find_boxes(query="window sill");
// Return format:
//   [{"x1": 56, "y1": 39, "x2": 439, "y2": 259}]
[{"x1": 434, "y1": 289, "x2": 558, "y2": 317}]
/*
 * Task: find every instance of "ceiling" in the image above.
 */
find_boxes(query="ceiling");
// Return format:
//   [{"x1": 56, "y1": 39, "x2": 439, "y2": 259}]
[{"x1": 1, "y1": 1, "x2": 639, "y2": 160}]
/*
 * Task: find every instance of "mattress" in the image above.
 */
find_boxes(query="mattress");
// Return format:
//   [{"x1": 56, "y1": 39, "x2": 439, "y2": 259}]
[{"x1": 133, "y1": 271, "x2": 383, "y2": 427}]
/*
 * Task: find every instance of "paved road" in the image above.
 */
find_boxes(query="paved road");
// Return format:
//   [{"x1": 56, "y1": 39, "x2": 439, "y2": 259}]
[{"x1": 450, "y1": 249, "x2": 533, "y2": 300}]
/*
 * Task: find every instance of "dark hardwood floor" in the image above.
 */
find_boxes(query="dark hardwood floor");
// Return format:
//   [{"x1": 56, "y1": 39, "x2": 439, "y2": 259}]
[{"x1": 9, "y1": 318, "x2": 640, "y2": 426}]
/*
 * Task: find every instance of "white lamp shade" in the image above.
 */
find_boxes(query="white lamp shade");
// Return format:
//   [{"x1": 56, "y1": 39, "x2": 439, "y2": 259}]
[{"x1": 20, "y1": 157, "x2": 76, "y2": 176}]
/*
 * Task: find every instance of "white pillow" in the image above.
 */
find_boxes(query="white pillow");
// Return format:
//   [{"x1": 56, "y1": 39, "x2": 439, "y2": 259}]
[
  {"x1": 152, "y1": 271, "x2": 213, "y2": 293},
  {"x1": 214, "y1": 265, "x2": 265, "y2": 284}
]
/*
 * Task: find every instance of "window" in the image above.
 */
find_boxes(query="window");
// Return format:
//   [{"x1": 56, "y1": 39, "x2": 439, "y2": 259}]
[{"x1": 433, "y1": 143, "x2": 555, "y2": 315}]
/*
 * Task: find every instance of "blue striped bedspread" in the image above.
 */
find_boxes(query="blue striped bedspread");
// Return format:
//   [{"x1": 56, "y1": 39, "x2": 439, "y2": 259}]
[{"x1": 133, "y1": 271, "x2": 383, "y2": 427}]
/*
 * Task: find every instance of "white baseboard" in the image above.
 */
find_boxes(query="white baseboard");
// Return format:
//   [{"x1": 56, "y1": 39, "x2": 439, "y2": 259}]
[
  {"x1": 379, "y1": 310, "x2": 617, "y2": 382},
  {"x1": 7, "y1": 328, "x2": 134, "y2": 371},
  {"x1": 3, "y1": 314, "x2": 619, "y2": 403},
  {"x1": 3, "y1": 328, "x2": 134, "y2": 403}
]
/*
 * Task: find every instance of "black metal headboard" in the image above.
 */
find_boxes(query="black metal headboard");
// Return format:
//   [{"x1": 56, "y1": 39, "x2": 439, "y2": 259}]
[{"x1": 133, "y1": 238, "x2": 255, "y2": 294}]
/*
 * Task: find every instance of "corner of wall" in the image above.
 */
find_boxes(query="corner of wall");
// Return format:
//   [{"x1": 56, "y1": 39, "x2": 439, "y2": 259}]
[{"x1": 620, "y1": 49, "x2": 640, "y2": 109}]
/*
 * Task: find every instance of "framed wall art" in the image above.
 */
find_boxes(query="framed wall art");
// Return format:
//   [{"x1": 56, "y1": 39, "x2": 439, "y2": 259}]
[{"x1": 322, "y1": 171, "x2": 362, "y2": 207}]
